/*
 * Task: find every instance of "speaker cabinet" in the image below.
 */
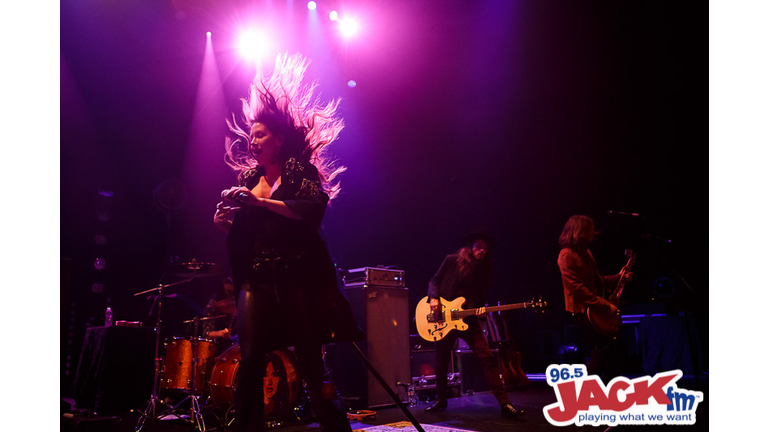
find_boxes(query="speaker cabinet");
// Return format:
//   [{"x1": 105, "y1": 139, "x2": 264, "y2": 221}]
[{"x1": 330, "y1": 285, "x2": 410, "y2": 408}]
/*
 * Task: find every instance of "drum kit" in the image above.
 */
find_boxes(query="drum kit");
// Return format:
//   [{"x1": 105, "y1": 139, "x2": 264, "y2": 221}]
[
  {"x1": 133, "y1": 260, "x2": 301, "y2": 432},
  {"x1": 133, "y1": 259, "x2": 426, "y2": 432}
]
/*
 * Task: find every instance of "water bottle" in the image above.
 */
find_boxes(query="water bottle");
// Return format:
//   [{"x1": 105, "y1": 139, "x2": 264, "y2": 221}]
[{"x1": 105, "y1": 307, "x2": 113, "y2": 327}]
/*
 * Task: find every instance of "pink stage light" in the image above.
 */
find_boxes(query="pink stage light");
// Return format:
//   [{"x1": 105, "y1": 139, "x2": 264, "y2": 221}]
[
  {"x1": 206, "y1": 31, "x2": 211, "y2": 38},
  {"x1": 339, "y1": 18, "x2": 359, "y2": 39},
  {"x1": 238, "y1": 30, "x2": 268, "y2": 61},
  {"x1": 329, "y1": 10, "x2": 338, "y2": 21},
  {"x1": 307, "y1": 1, "x2": 317, "y2": 11}
]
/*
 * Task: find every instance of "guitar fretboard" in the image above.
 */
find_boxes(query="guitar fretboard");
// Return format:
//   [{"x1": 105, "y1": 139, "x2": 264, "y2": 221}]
[{"x1": 453, "y1": 302, "x2": 532, "y2": 319}]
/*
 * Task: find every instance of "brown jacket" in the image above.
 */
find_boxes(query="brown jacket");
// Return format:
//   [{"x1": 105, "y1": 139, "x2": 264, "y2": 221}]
[{"x1": 558, "y1": 247, "x2": 621, "y2": 314}]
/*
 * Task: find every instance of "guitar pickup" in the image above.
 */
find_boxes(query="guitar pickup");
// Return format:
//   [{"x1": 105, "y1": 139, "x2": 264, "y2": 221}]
[{"x1": 427, "y1": 312, "x2": 443, "y2": 323}]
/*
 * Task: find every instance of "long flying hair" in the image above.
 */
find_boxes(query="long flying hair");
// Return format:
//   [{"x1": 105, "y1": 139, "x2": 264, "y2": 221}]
[
  {"x1": 558, "y1": 215, "x2": 596, "y2": 249},
  {"x1": 225, "y1": 53, "x2": 346, "y2": 199}
]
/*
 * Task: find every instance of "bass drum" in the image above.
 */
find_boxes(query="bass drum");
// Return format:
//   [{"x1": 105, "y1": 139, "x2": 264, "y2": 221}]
[{"x1": 209, "y1": 345, "x2": 300, "y2": 421}]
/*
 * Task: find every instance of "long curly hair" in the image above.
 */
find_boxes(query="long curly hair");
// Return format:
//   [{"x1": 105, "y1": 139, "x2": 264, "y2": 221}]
[{"x1": 224, "y1": 53, "x2": 346, "y2": 199}]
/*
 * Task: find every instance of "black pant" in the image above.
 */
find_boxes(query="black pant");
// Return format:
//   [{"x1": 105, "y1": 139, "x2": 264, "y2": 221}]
[
  {"x1": 571, "y1": 312, "x2": 628, "y2": 382},
  {"x1": 433, "y1": 317, "x2": 510, "y2": 406},
  {"x1": 235, "y1": 285, "x2": 351, "y2": 432}
]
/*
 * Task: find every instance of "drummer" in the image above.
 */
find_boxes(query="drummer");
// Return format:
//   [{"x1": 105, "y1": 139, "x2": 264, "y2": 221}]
[{"x1": 202, "y1": 277, "x2": 238, "y2": 348}]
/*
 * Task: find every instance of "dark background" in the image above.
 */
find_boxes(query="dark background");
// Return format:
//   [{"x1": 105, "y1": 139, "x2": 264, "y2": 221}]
[{"x1": 60, "y1": 0, "x2": 708, "y2": 393}]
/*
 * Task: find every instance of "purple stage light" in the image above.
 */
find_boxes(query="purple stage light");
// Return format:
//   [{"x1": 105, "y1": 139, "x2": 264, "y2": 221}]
[
  {"x1": 238, "y1": 30, "x2": 268, "y2": 61},
  {"x1": 329, "y1": 10, "x2": 338, "y2": 21},
  {"x1": 347, "y1": 80, "x2": 357, "y2": 88},
  {"x1": 307, "y1": 1, "x2": 317, "y2": 11},
  {"x1": 339, "y1": 18, "x2": 359, "y2": 39},
  {"x1": 206, "y1": 31, "x2": 211, "y2": 38}
]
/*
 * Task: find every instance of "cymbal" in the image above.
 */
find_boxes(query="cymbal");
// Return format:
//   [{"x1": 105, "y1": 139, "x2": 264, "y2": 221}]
[
  {"x1": 212, "y1": 298, "x2": 237, "y2": 315},
  {"x1": 183, "y1": 314, "x2": 230, "y2": 324},
  {"x1": 166, "y1": 259, "x2": 223, "y2": 278}
]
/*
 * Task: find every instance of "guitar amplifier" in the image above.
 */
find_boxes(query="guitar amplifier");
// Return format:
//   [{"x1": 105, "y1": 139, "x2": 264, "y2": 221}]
[{"x1": 343, "y1": 267, "x2": 405, "y2": 288}]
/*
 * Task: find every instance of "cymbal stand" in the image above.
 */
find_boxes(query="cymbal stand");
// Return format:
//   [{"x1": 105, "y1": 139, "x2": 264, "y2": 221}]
[
  {"x1": 134, "y1": 278, "x2": 193, "y2": 432},
  {"x1": 171, "y1": 315, "x2": 206, "y2": 431}
]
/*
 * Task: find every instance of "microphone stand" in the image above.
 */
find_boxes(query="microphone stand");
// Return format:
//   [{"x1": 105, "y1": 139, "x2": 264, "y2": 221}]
[{"x1": 349, "y1": 342, "x2": 426, "y2": 432}]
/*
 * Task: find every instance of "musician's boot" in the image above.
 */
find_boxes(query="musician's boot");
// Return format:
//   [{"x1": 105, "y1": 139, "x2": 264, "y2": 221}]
[
  {"x1": 424, "y1": 399, "x2": 447, "y2": 413},
  {"x1": 500, "y1": 403, "x2": 525, "y2": 419}
]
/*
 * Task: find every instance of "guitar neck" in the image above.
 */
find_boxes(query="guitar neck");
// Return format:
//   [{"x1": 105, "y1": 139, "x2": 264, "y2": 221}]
[
  {"x1": 612, "y1": 255, "x2": 636, "y2": 301},
  {"x1": 455, "y1": 302, "x2": 530, "y2": 319}
]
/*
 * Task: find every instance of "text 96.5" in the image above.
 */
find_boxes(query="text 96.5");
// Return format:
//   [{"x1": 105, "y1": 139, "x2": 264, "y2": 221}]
[{"x1": 546, "y1": 364, "x2": 586, "y2": 385}]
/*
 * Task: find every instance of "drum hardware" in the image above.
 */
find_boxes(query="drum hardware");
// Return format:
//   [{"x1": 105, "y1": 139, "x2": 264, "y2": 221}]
[
  {"x1": 133, "y1": 278, "x2": 191, "y2": 431},
  {"x1": 222, "y1": 402, "x2": 236, "y2": 431},
  {"x1": 161, "y1": 315, "x2": 208, "y2": 431},
  {"x1": 166, "y1": 259, "x2": 223, "y2": 278},
  {"x1": 134, "y1": 274, "x2": 212, "y2": 432},
  {"x1": 184, "y1": 314, "x2": 231, "y2": 324}
]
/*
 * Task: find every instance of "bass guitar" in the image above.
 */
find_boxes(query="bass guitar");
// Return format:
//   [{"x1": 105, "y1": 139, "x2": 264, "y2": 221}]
[
  {"x1": 415, "y1": 296, "x2": 547, "y2": 342},
  {"x1": 586, "y1": 249, "x2": 636, "y2": 337}
]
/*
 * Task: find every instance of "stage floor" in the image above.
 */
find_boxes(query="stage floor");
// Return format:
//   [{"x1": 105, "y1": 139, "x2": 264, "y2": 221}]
[{"x1": 60, "y1": 375, "x2": 708, "y2": 432}]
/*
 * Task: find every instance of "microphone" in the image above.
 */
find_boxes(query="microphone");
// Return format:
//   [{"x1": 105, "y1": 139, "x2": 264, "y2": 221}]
[
  {"x1": 233, "y1": 192, "x2": 249, "y2": 204},
  {"x1": 607, "y1": 210, "x2": 643, "y2": 218},
  {"x1": 221, "y1": 190, "x2": 249, "y2": 203}
]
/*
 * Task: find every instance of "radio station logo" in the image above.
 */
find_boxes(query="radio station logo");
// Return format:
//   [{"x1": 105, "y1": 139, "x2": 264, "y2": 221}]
[{"x1": 543, "y1": 364, "x2": 703, "y2": 427}]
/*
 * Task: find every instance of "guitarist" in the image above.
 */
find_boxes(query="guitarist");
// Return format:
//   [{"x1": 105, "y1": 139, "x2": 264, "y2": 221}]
[
  {"x1": 557, "y1": 215, "x2": 633, "y2": 381},
  {"x1": 424, "y1": 230, "x2": 525, "y2": 419}
]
